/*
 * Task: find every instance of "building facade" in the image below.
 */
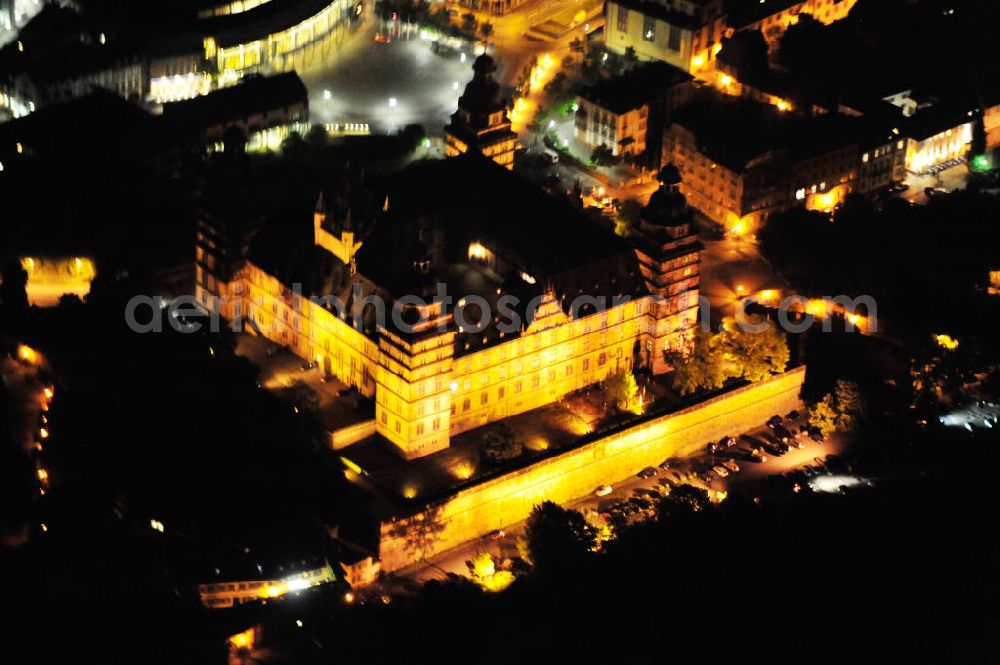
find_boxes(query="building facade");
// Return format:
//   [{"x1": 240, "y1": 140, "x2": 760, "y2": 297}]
[
  {"x1": 196, "y1": 156, "x2": 701, "y2": 460},
  {"x1": 604, "y1": 0, "x2": 856, "y2": 75},
  {"x1": 574, "y1": 61, "x2": 692, "y2": 161}
]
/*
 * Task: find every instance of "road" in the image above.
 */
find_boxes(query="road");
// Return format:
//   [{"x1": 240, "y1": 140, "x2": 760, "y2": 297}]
[
  {"x1": 697, "y1": 227, "x2": 793, "y2": 325},
  {"x1": 1, "y1": 349, "x2": 52, "y2": 548}
]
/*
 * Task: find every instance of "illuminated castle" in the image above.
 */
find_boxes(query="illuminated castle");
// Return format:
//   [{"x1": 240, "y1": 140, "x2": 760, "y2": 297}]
[
  {"x1": 196, "y1": 156, "x2": 700, "y2": 460},
  {"x1": 445, "y1": 55, "x2": 517, "y2": 170}
]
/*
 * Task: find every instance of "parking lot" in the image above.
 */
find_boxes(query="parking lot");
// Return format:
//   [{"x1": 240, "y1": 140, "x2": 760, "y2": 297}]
[
  {"x1": 572, "y1": 410, "x2": 856, "y2": 525},
  {"x1": 389, "y1": 409, "x2": 858, "y2": 589}
]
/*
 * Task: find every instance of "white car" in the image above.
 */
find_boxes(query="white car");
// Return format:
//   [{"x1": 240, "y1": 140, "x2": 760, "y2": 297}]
[{"x1": 594, "y1": 484, "x2": 613, "y2": 497}]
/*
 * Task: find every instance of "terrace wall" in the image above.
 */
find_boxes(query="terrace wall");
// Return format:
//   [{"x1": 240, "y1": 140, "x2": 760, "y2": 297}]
[{"x1": 377, "y1": 366, "x2": 805, "y2": 573}]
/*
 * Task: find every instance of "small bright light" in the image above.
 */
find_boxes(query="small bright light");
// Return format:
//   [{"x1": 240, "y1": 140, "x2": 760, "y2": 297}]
[
  {"x1": 344, "y1": 591, "x2": 355, "y2": 603},
  {"x1": 388, "y1": 97, "x2": 397, "y2": 108},
  {"x1": 452, "y1": 81, "x2": 459, "y2": 91},
  {"x1": 323, "y1": 89, "x2": 331, "y2": 100},
  {"x1": 286, "y1": 578, "x2": 309, "y2": 591},
  {"x1": 99, "y1": 33, "x2": 106, "y2": 44},
  {"x1": 296, "y1": 619, "x2": 303, "y2": 627},
  {"x1": 460, "y1": 53, "x2": 466, "y2": 62}
]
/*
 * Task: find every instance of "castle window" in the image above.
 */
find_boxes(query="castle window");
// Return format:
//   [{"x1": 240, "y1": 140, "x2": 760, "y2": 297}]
[
  {"x1": 565, "y1": 365, "x2": 573, "y2": 377},
  {"x1": 617, "y1": 6, "x2": 629, "y2": 32},
  {"x1": 583, "y1": 358, "x2": 590, "y2": 371},
  {"x1": 514, "y1": 381, "x2": 522, "y2": 393},
  {"x1": 463, "y1": 398, "x2": 471, "y2": 412},
  {"x1": 643, "y1": 16, "x2": 655, "y2": 41},
  {"x1": 381, "y1": 412, "x2": 388, "y2": 425},
  {"x1": 433, "y1": 418, "x2": 441, "y2": 431},
  {"x1": 481, "y1": 392, "x2": 488, "y2": 405},
  {"x1": 498, "y1": 387, "x2": 505, "y2": 399},
  {"x1": 416, "y1": 423, "x2": 425, "y2": 435},
  {"x1": 532, "y1": 375, "x2": 540, "y2": 388},
  {"x1": 668, "y1": 24, "x2": 682, "y2": 52}
]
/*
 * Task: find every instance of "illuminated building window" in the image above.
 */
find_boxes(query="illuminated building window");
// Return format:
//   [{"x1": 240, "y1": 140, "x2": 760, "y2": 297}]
[
  {"x1": 463, "y1": 399, "x2": 471, "y2": 412},
  {"x1": 643, "y1": 16, "x2": 655, "y2": 41},
  {"x1": 565, "y1": 365, "x2": 573, "y2": 377},
  {"x1": 498, "y1": 387, "x2": 505, "y2": 399},
  {"x1": 416, "y1": 423, "x2": 425, "y2": 436},
  {"x1": 381, "y1": 412, "x2": 388, "y2": 425},
  {"x1": 514, "y1": 381, "x2": 523, "y2": 393},
  {"x1": 532, "y1": 376, "x2": 540, "y2": 388},
  {"x1": 598, "y1": 352, "x2": 607, "y2": 366},
  {"x1": 583, "y1": 358, "x2": 590, "y2": 371},
  {"x1": 433, "y1": 419, "x2": 441, "y2": 431},
  {"x1": 481, "y1": 393, "x2": 489, "y2": 405}
]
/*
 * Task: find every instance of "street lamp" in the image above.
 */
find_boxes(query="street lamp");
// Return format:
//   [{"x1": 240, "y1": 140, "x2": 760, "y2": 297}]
[
  {"x1": 323, "y1": 89, "x2": 332, "y2": 101},
  {"x1": 388, "y1": 97, "x2": 397, "y2": 108}
]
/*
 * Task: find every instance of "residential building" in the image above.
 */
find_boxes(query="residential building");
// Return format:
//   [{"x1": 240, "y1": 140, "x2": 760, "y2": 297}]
[
  {"x1": 574, "y1": 60, "x2": 692, "y2": 163},
  {"x1": 728, "y1": 0, "x2": 858, "y2": 45},
  {"x1": 666, "y1": 97, "x2": 892, "y2": 232},
  {"x1": 604, "y1": 0, "x2": 723, "y2": 72}
]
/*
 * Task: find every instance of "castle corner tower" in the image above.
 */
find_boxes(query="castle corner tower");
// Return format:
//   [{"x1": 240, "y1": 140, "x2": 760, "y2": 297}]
[{"x1": 445, "y1": 54, "x2": 517, "y2": 170}]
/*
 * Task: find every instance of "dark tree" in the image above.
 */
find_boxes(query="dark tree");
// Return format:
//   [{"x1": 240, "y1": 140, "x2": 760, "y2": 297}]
[
  {"x1": 0, "y1": 260, "x2": 28, "y2": 313},
  {"x1": 522, "y1": 501, "x2": 597, "y2": 570}
]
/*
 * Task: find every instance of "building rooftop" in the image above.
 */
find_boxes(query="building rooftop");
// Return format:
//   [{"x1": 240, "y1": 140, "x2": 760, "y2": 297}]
[
  {"x1": 578, "y1": 61, "x2": 692, "y2": 115},
  {"x1": 162, "y1": 71, "x2": 308, "y2": 132},
  {"x1": 203, "y1": 0, "x2": 334, "y2": 48},
  {"x1": 727, "y1": 0, "x2": 813, "y2": 29},
  {"x1": 672, "y1": 97, "x2": 872, "y2": 171}
]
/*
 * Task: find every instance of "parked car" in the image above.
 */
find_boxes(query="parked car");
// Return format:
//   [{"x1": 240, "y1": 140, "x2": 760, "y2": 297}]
[
  {"x1": 658, "y1": 458, "x2": 676, "y2": 471},
  {"x1": 773, "y1": 425, "x2": 794, "y2": 443},
  {"x1": 749, "y1": 448, "x2": 768, "y2": 463},
  {"x1": 488, "y1": 529, "x2": 505, "y2": 540},
  {"x1": 712, "y1": 465, "x2": 730, "y2": 478},
  {"x1": 541, "y1": 149, "x2": 560, "y2": 164},
  {"x1": 722, "y1": 459, "x2": 740, "y2": 473},
  {"x1": 637, "y1": 466, "x2": 658, "y2": 479},
  {"x1": 768, "y1": 441, "x2": 790, "y2": 456},
  {"x1": 707, "y1": 441, "x2": 721, "y2": 454},
  {"x1": 719, "y1": 435, "x2": 737, "y2": 448},
  {"x1": 766, "y1": 415, "x2": 783, "y2": 429},
  {"x1": 808, "y1": 428, "x2": 826, "y2": 442},
  {"x1": 594, "y1": 484, "x2": 613, "y2": 497}
]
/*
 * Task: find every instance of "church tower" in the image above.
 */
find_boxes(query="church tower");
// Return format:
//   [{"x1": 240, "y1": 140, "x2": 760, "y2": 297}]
[
  {"x1": 632, "y1": 165, "x2": 703, "y2": 374},
  {"x1": 445, "y1": 54, "x2": 517, "y2": 170}
]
